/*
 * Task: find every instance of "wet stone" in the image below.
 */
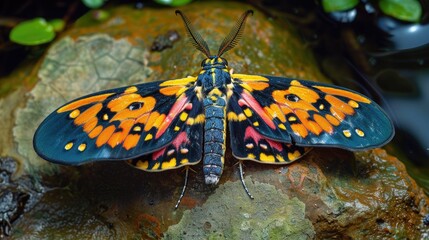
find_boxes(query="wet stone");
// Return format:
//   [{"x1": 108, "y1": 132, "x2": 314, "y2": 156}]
[{"x1": 0, "y1": 157, "x2": 44, "y2": 238}]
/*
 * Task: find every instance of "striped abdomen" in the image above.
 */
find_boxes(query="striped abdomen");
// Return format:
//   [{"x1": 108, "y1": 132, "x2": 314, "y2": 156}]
[{"x1": 203, "y1": 91, "x2": 227, "y2": 185}]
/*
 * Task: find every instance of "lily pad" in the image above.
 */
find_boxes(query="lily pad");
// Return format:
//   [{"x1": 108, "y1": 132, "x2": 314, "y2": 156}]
[
  {"x1": 379, "y1": 0, "x2": 422, "y2": 22},
  {"x1": 154, "y1": 0, "x2": 193, "y2": 7},
  {"x1": 9, "y1": 18, "x2": 55, "y2": 46},
  {"x1": 321, "y1": 0, "x2": 359, "y2": 12},
  {"x1": 82, "y1": 0, "x2": 106, "y2": 9}
]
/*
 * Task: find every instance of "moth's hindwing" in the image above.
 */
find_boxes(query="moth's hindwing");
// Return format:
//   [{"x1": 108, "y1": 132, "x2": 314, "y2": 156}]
[
  {"x1": 33, "y1": 77, "x2": 204, "y2": 166},
  {"x1": 229, "y1": 74, "x2": 394, "y2": 151},
  {"x1": 128, "y1": 97, "x2": 204, "y2": 171}
]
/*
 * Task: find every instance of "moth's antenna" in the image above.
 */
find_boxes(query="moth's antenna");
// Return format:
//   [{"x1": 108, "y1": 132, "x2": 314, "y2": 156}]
[
  {"x1": 176, "y1": 10, "x2": 211, "y2": 58},
  {"x1": 218, "y1": 10, "x2": 253, "y2": 57}
]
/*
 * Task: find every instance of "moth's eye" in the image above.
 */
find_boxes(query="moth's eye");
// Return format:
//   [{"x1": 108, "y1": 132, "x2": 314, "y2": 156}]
[
  {"x1": 286, "y1": 94, "x2": 299, "y2": 102},
  {"x1": 128, "y1": 102, "x2": 143, "y2": 110}
]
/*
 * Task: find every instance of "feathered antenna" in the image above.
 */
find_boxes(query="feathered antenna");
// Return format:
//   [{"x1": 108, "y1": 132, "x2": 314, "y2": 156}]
[
  {"x1": 175, "y1": 10, "x2": 211, "y2": 58},
  {"x1": 217, "y1": 10, "x2": 253, "y2": 57}
]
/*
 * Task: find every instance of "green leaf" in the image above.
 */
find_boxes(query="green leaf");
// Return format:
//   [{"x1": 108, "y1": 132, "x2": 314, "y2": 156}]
[
  {"x1": 379, "y1": 0, "x2": 422, "y2": 22},
  {"x1": 322, "y1": 0, "x2": 359, "y2": 12},
  {"x1": 9, "y1": 18, "x2": 55, "y2": 46},
  {"x1": 48, "y1": 19, "x2": 65, "y2": 32},
  {"x1": 82, "y1": 0, "x2": 105, "y2": 9},
  {"x1": 153, "y1": 0, "x2": 193, "y2": 7}
]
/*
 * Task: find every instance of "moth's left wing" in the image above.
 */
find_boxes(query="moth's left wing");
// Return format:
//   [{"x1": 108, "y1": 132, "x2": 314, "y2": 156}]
[{"x1": 228, "y1": 74, "x2": 394, "y2": 150}]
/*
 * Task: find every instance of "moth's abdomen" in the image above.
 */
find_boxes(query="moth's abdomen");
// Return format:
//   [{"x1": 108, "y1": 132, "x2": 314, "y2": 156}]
[{"x1": 203, "y1": 91, "x2": 227, "y2": 185}]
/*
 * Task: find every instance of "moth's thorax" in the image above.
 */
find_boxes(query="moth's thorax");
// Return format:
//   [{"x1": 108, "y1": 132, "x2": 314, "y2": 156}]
[{"x1": 197, "y1": 56, "x2": 231, "y2": 96}]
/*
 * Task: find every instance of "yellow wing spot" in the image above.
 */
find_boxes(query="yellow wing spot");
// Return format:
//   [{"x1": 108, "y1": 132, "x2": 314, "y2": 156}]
[
  {"x1": 69, "y1": 109, "x2": 80, "y2": 119},
  {"x1": 243, "y1": 108, "x2": 252, "y2": 117},
  {"x1": 355, "y1": 128, "x2": 365, "y2": 137},
  {"x1": 133, "y1": 126, "x2": 142, "y2": 132},
  {"x1": 180, "y1": 148, "x2": 189, "y2": 154},
  {"x1": 136, "y1": 160, "x2": 149, "y2": 169},
  {"x1": 180, "y1": 159, "x2": 189, "y2": 164},
  {"x1": 187, "y1": 114, "x2": 205, "y2": 125},
  {"x1": 180, "y1": 112, "x2": 188, "y2": 121},
  {"x1": 278, "y1": 123, "x2": 286, "y2": 130},
  {"x1": 343, "y1": 130, "x2": 352, "y2": 138},
  {"x1": 103, "y1": 114, "x2": 109, "y2": 121},
  {"x1": 209, "y1": 88, "x2": 222, "y2": 96},
  {"x1": 159, "y1": 76, "x2": 196, "y2": 87},
  {"x1": 348, "y1": 100, "x2": 359, "y2": 108},
  {"x1": 288, "y1": 116, "x2": 297, "y2": 122},
  {"x1": 64, "y1": 142, "x2": 73, "y2": 150},
  {"x1": 152, "y1": 162, "x2": 160, "y2": 170},
  {"x1": 145, "y1": 134, "x2": 153, "y2": 141},
  {"x1": 319, "y1": 104, "x2": 325, "y2": 110},
  {"x1": 174, "y1": 126, "x2": 180, "y2": 131},
  {"x1": 253, "y1": 121, "x2": 259, "y2": 127},
  {"x1": 232, "y1": 74, "x2": 269, "y2": 82},
  {"x1": 247, "y1": 153, "x2": 256, "y2": 159},
  {"x1": 246, "y1": 143, "x2": 254, "y2": 149},
  {"x1": 78, "y1": 143, "x2": 86, "y2": 152},
  {"x1": 288, "y1": 150, "x2": 302, "y2": 160},
  {"x1": 260, "y1": 153, "x2": 275, "y2": 162},
  {"x1": 124, "y1": 86, "x2": 138, "y2": 93},
  {"x1": 162, "y1": 158, "x2": 177, "y2": 169},
  {"x1": 276, "y1": 154, "x2": 285, "y2": 162}
]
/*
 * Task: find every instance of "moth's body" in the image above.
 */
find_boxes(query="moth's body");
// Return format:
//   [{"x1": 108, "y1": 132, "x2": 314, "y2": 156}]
[
  {"x1": 197, "y1": 57, "x2": 231, "y2": 184},
  {"x1": 33, "y1": 10, "x2": 394, "y2": 208}
]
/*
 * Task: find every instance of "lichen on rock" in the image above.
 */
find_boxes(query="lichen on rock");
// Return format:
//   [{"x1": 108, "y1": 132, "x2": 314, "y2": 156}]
[{"x1": 164, "y1": 179, "x2": 315, "y2": 240}]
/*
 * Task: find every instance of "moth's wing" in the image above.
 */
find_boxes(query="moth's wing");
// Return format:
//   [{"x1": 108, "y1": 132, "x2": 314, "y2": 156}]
[
  {"x1": 33, "y1": 77, "x2": 204, "y2": 167},
  {"x1": 228, "y1": 74, "x2": 394, "y2": 150},
  {"x1": 127, "y1": 121, "x2": 203, "y2": 171},
  {"x1": 228, "y1": 99, "x2": 309, "y2": 163}
]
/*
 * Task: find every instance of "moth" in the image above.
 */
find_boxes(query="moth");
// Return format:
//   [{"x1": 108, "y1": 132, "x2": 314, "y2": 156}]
[{"x1": 34, "y1": 10, "x2": 394, "y2": 207}]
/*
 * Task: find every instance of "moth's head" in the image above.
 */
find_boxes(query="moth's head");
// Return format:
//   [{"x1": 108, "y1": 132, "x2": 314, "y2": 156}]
[
  {"x1": 201, "y1": 56, "x2": 228, "y2": 68},
  {"x1": 176, "y1": 10, "x2": 253, "y2": 61}
]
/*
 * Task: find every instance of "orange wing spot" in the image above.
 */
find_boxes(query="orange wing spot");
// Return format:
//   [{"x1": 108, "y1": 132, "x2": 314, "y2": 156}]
[
  {"x1": 313, "y1": 114, "x2": 333, "y2": 133},
  {"x1": 159, "y1": 77, "x2": 197, "y2": 87},
  {"x1": 160, "y1": 86, "x2": 183, "y2": 96},
  {"x1": 74, "y1": 103, "x2": 103, "y2": 126},
  {"x1": 89, "y1": 125, "x2": 103, "y2": 138},
  {"x1": 246, "y1": 82, "x2": 269, "y2": 91},
  {"x1": 315, "y1": 86, "x2": 371, "y2": 103},
  {"x1": 269, "y1": 104, "x2": 286, "y2": 123},
  {"x1": 325, "y1": 95, "x2": 354, "y2": 115},
  {"x1": 123, "y1": 134, "x2": 140, "y2": 150},
  {"x1": 96, "y1": 125, "x2": 116, "y2": 147},
  {"x1": 108, "y1": 94, "x2": 153, "y2": 112},
  {"x1": 232, "y1": 74, "x2": 269, "y2": 82},
  {"x1": 325, "y1": 114, "x2": 341, "y2": 126},
  {"x1": 136, "y1": 113, "x2": 150, "y2": 124},
  {"x1": 296, "y1": 110, "x2": 322, "y2": 135},
  {"x1": 330, "y1": 106, "x2": 346, "y2": 121},
  {"x1": 83, "y1": 117, "x2": 98, "y2": 133},
  {"x1": 153, "y1": 113, "x2": 167, "y2": 128},
  {"x1": 288, "y1": 85, "x2": 319, "y2": 103},
  {"x1": 273, "y1": 89, "x2": 317, "y2": 112},
  {"x1": 291, "y1": 80, "x2": 303, "y2": 86},
  {"x1": 110, "y1": 96, "x2": 156, "y2": 121},
  {"x1": 124, "y1": 86, "x2": 138, "y2": 94},
  {"x1": 279, "y1": 105, "x2": 292, "y2": 116},
  {"x1": 291, "y1": 123, "x2": 308, "y2": 138},
  {"x1": 107, "y1": 120, "x2": 134, "y2": 147},
  {"x1": 144, "y1": 112, "x2": 161, "y2": 131},
  {"x1": 57, "y1": 93, "x2": 113, "y2": 113}
]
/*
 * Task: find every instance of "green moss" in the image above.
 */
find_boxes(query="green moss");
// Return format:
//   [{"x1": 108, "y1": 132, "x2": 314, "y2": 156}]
[{"x1": 164, "y1": 178, "x2": 314, "y2": 239}]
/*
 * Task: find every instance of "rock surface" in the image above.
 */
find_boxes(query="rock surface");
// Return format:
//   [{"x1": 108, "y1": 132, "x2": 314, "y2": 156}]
[{"x1": 0, "y1": 1, "x2": 428, "y2": 239}]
